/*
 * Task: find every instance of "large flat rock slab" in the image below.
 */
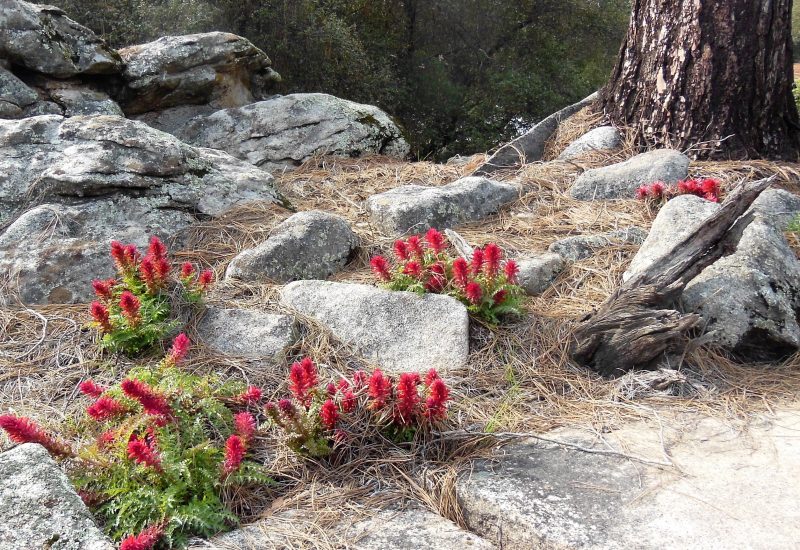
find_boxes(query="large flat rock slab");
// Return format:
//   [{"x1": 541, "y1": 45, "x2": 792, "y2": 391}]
[
  {"x1": 0, "y1": 443, "x2": 113, "y2": 549},
  {"x1": 280, "y1": 280, "x2": 469, "y2": 374},
  {"x1": 366, "y1": 176, "x2": 518, "y2": 235},
  {"x1": 196, "y1": 307, "x2": 297, "y2": 360}
]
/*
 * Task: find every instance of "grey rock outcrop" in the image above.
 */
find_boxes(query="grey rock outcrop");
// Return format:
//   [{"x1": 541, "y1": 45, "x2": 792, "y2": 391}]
[
  {"x1": 558, "y1": 125, "x2": 622, "y2": 160},
  {"x1": 516, "y1": 252, "x2": 566, "y2": 295},
  {"x1": 197, "y1": 307, "x2": 297, "y2": 360},
  {"x1": 0, "y1": 115, "x2": 281, "y2": 304},
  {"x1": 569, "y1": 149, "x2": 689, "y2": 200},
  {"x1": 0, "y1": 0, "x2": 121, "y2": 78},
  {"x1": 0, "y1": 443, "x2": 113, "y2": 549},
  {"x1": 161, "y1": 93, "x2": 409, "y2": 171},
  {"x1": 118, "y1": 32, "x2": 280, "y2": 115},
  {"x1": 473, "y1": 92, "x2": 597, "y2": 176},
  {"x1": 280, "y1": 281, "x2": 469, "y2": 374},
  {"x1": 226, "y1": 210, "x2": 358, "y2": 283},
  {"x1": 548, "y1": 227, "x2": 647, "y2": 262},
  {"x1": 0, "y1": 65, "x2": 38, "y2": 118},
  {"x1": 367, "y1": 176, "x2": 518, "y2": 235}
]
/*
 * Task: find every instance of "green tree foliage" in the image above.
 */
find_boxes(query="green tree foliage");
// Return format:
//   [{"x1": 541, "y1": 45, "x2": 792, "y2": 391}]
[{"x1": 40, "y1": 0, "x2": 629, "y2": 159}]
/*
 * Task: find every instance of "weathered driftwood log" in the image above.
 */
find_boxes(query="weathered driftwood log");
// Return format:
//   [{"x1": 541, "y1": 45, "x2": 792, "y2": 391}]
[{"x1": 570, "y1": 177, "x2": 774, "y2": 377}]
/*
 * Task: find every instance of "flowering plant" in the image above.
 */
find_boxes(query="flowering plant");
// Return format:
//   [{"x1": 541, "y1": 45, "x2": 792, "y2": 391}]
[
  {"x1": 0, "y1": 335, "x2": 269, "y2": 549},
  {"x1": 89, "y1": 236, "x2": 214, "y2": 354},
  {"x1": 635, "y1": 178, "x2": 721, "y2": 203},
  {"x1": 264, "y1": 358, "x2": 451, "y2": 455},
  {"x1": 369, "y1": 228, "x2": 523, "y2": 324}
]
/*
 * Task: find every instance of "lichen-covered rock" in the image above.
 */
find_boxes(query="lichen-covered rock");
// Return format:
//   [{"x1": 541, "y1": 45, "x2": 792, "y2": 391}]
[
  {"x1": 28, "y1": 76, "x2": 123, "y2": 117},
  {"x1": 226, "y1": 210, "x2": 358, "y2": 283},
  {"x1": 0, "y1": 0, "x2": 122, "y2": 78},
  {"x1": 196, "y1": 307, "x2": 297, "y2": 360},
  {"x1": 0, "y1": 443, "x2": 113, "y2": 550},
  {"x1": 623, "y1": 195, "x2": 721, "y2": 282},
  {"x1": 557, "y1": 125, "x2": 622, "y2": 160},
  {"x1": 0, "y1": 115, "x2": 281, "y2": 304},
  {"x1": 569, "y1": 149, "x2": 689, "y2": 200},
  {"x1": 516, "y1": 252, "x2": 566, "y2": 295},
  {"x1": 548, "y1": 227, "x2": 647, "y2": 261},
  {"x1": 162, "y1": 93, "x2": 410, "y2": 171},
  {"x1": 280, "y1": 281, "x2": 469, "y2": 374},
  {"x1": 367, "y1": 176, "x2": 518, "y2": 235},
  {"x1": 0, "y1": 65, "x2": 37, "y2": 118},
  {"x1": 118, "y1": 32, "x2": 280, "y2": 115}
]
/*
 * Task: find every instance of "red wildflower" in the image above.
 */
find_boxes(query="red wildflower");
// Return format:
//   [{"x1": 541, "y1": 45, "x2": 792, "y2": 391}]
[
  {"x1": 352, "y1": 370, "x2": 368, "y2": 389},
  {"x1": 370, "y1": 255, "x2": 392, "y2": 282},
  {"x1": 406, "y1": 236, "x2": 424, "y2": 258},
  {"x1": 89, "y1": 301, "x2": 113, "y2": 333},
  {"x1": 368, "y1": 369, "x2": 392, "y2": 409},
  {"x1": 320, "y1": 399, "x2": 339, "y2": 430},
  {"x1": 234, "y1": 412, "x2": 256, "y2": 441},
  {"x1": 470, "y1": 248, "x2": 484, "y2": 276},
  {"x1": 87, "y1": 396, "x2": 128, "y2": 421},
  {"x1": 340, "y1": 390, "x2": 356, "y2": 413},
  {"x1": 121, "y1": 379, "x2": 172, "y2": 417},
  {"x1": 504, "y1": 260, "x2": 519, "y2": 284},
  {"x1": 677, "y1": 179, "x2": 697, "y2": 195},
  {"x1": 0, "y1": 415, "x2": 71, "y2": 456},
  {"x1": 465, "y1": 282, "x2": 482, "y2": 305},
  {"x1": 650, "y1": 181, "x2": 666, "y2": 198},
  {"x1": 483, "y1": 243, "x2": 502, "y2": 279},
  {"x1": 326, "y1": 382, "x2": 337, "y2": 396},
  {"x1": 424, "y1": 368, "x2": 440, "y2": 388},
  {"x1": 277, "y1": 398, "x2": 296, "y2": 418},
  {"x1": 119, "y1": 525, "x2": 164, "y2": 550},
  {"x1": 139, "y1": 257, "x2": 157, "y2": 293},
  {"x1": 493, "y1": 289, "x2": 508, "y2": 305},
  {"x1": 288, "y1": 358, "x2": 318, "y2": 408},
  {"x1": 222, "y1": 434, "x2": 246, "y2": 476},
  {"x1": 425, "y1": 228, "x2": 446, "y2": 254},
  {"x1": 79, "y1": 379, "x2": 106, "y2": 398},
  {"x1": 91, "y1": 278, "x2": 115, "y2": 301},
  {"x1": 425, "y1": 378, "x2": 450, "y2": 420},
  {"x1": 180, "y1": 262, "x2": 195, "y2": 279},
  {"x1": 123, "y1": 244, "x2": 140, "y2": 269},
  {"x1": 154, "y1": 256, "x2": 170, "y2": 284},
  {"x1": 166, "y1": 333, "x2": 190, "y2": 365},
  {"x1": 452, "y1": 257, "x2": 470, "y2": 288},
  {"x1": 393, "y1": 240, "x2": 409, "y2": 261},
  {"x1": 237, "y1": 386, "x2": 263, "y2": 404},
  {"x1": 110, "y1": 240, "x2": 127, "y2": 272},
  {"x1": 147, "y1": 236, "x2": 167, "y2": 260},
  {"x1": 704, "y1": 192, "x2": 719, "y2": 203},
  {"x1": 424, "y1": 262, "x2": 446, "y2": 293},
  {"x1": 119, "y1": 291, "x2": 141, "y2": 327},
  {"x1": 197, "y1": 269, "x2": 214, "y2": 290},
  {"x1": 635, "y1": 185, "x2": 649, "y2": 200},
  {"x1": 394, "y1": 372, "x2": 420, "y2": 426},
  {"x1": 403, "y1": 261, "x2": 422, "y2": 278},
  {"x1": 337, "y1": 378, "x2": 350, "y2": 392},
  {"x1": 127, "y1": 436, "x2": 162, "y2": 470},
  {"x1": 701, "y1": 178, "x2": 720, "y2": 196}
]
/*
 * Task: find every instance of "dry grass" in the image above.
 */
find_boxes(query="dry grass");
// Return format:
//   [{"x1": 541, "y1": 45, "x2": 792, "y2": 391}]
[{"x1": 3, "y1": 112, "x2": 800, "y2": 545}]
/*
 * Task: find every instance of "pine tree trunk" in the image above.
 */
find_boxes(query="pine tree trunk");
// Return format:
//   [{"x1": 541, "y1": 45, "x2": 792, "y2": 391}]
[{"x1": 601, "y1": 0, "x2": 800, "y2": 160}]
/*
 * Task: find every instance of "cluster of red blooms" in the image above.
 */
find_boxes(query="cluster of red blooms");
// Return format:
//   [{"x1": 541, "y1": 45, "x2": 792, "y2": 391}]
[
  {"x1": 119, "y1": 524, "x2": 164, "y2": 550},
  {"x1": 0, "y1": 414, "x2": 72, "y2": 456},
  {"x1": 635, "y1": 178, "x2": 721, "y2": 203},
  {"x1": 370, "y1": 228, "x2": 521, "y2": 317},
  {"x1": 265, "y1": 358, "x2": 451, "y2": 451}
]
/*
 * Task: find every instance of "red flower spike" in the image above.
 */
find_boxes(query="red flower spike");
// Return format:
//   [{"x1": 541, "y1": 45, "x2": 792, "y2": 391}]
[
  {"x1": 122, "y1": 244, "x2": 140, "y2": 269},
  {"x1": 278, "y1": 398, "x2": 297, "y2": 419},
  {"x1": 119, "y1": 525, "x2": 164, "y2": 550},
  {"x1": 368, "y1": 369, "x2": 392, "y2": 410},
  {"x1": 424, "y1": 368, "x2": 440, "y2": 388},
  {"x1": 470, "y1": 248, "x2": 484, "y2": 276},
  {"x1": 352, "y1": 370, "x2": 368, "y2": 389},
  {"x1": 288, "y1": 358, "x2": 318, "y2": 408},
  {"x1": 370, "y1": 255, "x2": 392, "y2": 282},
  {"x1": 393, "y1": 240, "x2": 410, "y2": 261},
  {"x1": 701, "y1": 178, "x2": 720, "y2": 195},
  {"x1": 0, "y1": 415, "x2": 71, "y2": 456},
  {"x1": 89, "y1": 301, "x2": 113, "y2": 333},
  {"x1": 87, "y1": 396, "x2": 128, "y2": 421},
  {"x1": 493, "y1": 289, "x2": 508, "y2": 305},
  {"x1": 121, "y1": 379, "x2": 172, "y2": 417},
  {"x1": 234, "y1": 412, "x2": 256, "y2": 441},
  {"x1": 326, "y1": 383, "x2": 337, "y2": 396},
  {"x1": 341, "y1": 390, "x2": 356, "y2": 413},
  {"x1": 504, "y1": 260, "x2": 519, "y2": 284},
  {"x1": 147, "y1": 236, "x2": 167, "y2": 260},
  {"x1": 407, "y1": 236, "x2": 424, "y2": 259},
  {"x1": 704, "y1": 192, "x2": 719, "y2": 203},
  {"x1": 110, "y1": 241, "x2": 126, "y2": 272},
  {"x1": 223, "y1": 434, "x2": 246, "y2": 476},
  {"x1": 79, "y1": 379, "x2": 106, "y2": 398},
  {"x1": 452, "y1": 257, "x2": 470, "y2": 288},
  {"x1": 237, "y1": 386, "x2": 263, "y2": 404},
  {"x1": 127, "y1": 437, "x2": 162, "y2": 470},
  {"x1": 154, "y1": 257, "x2": 171, "y2": 285},
  {"x1": 403, "y1": 261, "x2": 422, "y2": 278},
  {"x1": 650, "y1": 182, "x2": 666, "y2": 198},
  {"x1": 167, "y1": 333, "x2": 190, "y2": 365},
  {"x1": 197, "y1": 269, "x2": 214, "y2": 290},
  {"x1": 425, "y1": 262, "x2": 446, "y2": 293},
  {"x1": 394, "y1": 372, "x2": 421, "y2": 426},
  {"x1": 337, "y1": 378, "x2": 350, "y2": 391},
  {"x1": 424, "y1": 228, "x2": 446, "y2": 254},
  {"x1": 91, "y1": 279, "x2": 115, "y2": 301},
  {"x1": 425, "y1": 378, "x2": 450, "y2": 420},
  {"x1": 119, "y1": 291, "x2": 141, "y2": 327},
  {"x1": 320, "y1": 399, "x2": 339, "y2": 430},
  {"x1": 635, "y1": 185, "x2": 649, "y2": 200},
  {"x1": 139, "y1": 257, "x2": 157, "y2": 293},
  {"x1": 483, "y1": 243, "x2": 502, "y2": 279},
  {"x1": 465, "y1": 282, "x2": 482, "y2": 305},
  {"x1": 180, "y1": 262, "x2": 195, "y2": 279}
]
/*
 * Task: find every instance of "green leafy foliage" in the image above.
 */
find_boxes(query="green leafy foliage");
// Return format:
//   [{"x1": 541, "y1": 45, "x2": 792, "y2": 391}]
[{"x1": 370, "y1": 229, "x2": 524, "y2": 325}]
